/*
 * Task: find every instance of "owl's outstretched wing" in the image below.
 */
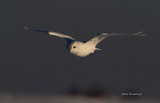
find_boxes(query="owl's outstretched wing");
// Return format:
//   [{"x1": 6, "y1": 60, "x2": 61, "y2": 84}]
[
  {"x1": 24, "y1": 26, "x2": 76, "y2": 42},
  {"x1": 86, "y1": 31, "x2": 146, "y2": 46},
  {"x1": 85, "y1": 33, "x2": 108, "y2": 46}
]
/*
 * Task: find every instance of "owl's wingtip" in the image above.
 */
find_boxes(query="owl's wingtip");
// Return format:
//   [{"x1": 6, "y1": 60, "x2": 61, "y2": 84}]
[
  {"x1": 132, "y1": 31, "x2": 146, "y2": 37},
  {"x1": 24, "y1": 26, "x2": 30, "y2": 31}
]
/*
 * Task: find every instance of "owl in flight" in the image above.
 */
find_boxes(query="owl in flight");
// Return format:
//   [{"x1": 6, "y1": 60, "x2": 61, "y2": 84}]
[{"x1": 24, "y1": 27, "x2": 145, "y2": 57}]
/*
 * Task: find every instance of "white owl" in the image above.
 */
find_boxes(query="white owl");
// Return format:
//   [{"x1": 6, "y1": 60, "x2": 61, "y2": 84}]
[{"x1": 24, "y1": 27, "x2": 145, "y2": 57}]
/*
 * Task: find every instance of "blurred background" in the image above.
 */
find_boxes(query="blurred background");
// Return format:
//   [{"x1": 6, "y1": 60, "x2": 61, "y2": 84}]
[{"x1": 0, "y1": 0, "x2": 160, "y2": 102}]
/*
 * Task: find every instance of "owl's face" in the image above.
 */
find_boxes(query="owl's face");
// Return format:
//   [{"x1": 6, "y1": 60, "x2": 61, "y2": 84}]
[
  {"x1": 69, "y1": 41, "x2": 82, "y2": 54},
  {"x1": 69, "y1": 41, "x2": 96, "y2": 57}
]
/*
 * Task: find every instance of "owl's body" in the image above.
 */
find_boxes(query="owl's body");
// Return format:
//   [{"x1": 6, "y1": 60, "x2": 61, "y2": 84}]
[
  {"x1": 69, "y1": 41, "x2": 97, "y2": 57},
  {"x1": 24, "y1": 26, "x2": 145, "y2": 57}
]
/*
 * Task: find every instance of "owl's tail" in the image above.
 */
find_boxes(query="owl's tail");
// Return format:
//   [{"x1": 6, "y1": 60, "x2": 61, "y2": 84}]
[{"x1": 96, "y1": 48, "x2": 101, "y2": 50}]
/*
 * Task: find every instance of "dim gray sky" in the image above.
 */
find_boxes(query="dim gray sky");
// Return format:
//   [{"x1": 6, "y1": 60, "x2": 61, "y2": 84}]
[{"x1": 0, "y1": 0, "x2": 160, "y2": 98}]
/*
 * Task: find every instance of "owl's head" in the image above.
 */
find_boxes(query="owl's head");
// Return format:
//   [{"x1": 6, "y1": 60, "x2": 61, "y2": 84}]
[{"x1": 69, "y1": 41, "x2": 82, "y2": 54}]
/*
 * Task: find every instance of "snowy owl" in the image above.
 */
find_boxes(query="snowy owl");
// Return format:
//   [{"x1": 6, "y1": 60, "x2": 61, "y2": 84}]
[{"x1": 24, "y1": 27, "x2": 146, "y2": 57}]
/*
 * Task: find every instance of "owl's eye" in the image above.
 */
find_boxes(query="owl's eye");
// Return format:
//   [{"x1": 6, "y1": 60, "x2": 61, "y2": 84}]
[{"x1": 73, "y1": 46, "x2": 76, "y2": 49}]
